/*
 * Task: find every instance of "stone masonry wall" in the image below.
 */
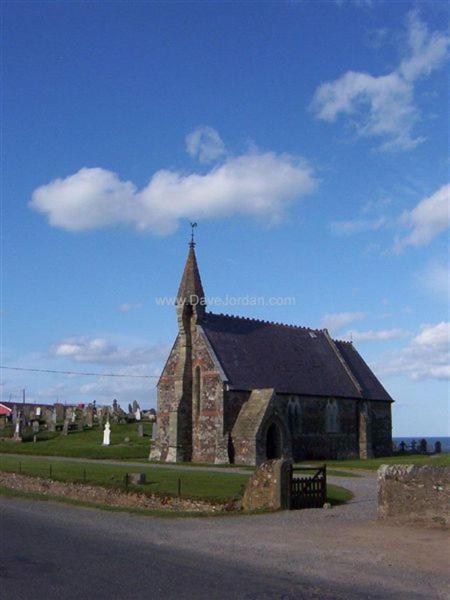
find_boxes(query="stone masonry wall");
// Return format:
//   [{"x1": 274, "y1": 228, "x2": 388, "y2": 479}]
[
  {"x1": 242, "y1": 459, "x2": 292, "y2": 511},
  {"x1": 292, "y1": 396, "x2": 359, "y2": 461},
  {"x1": 378, "y1": 465, "x2": 449, "y2": 528},
  {"x1": 191, "y1": 329, "x2": 226, "y2": 463},
  {"x1": 370, "y1": 401, "x2": 392, "y2": 457},
  {"x1": 150, "y1": 336, "x2": 181, "y2": 461}
]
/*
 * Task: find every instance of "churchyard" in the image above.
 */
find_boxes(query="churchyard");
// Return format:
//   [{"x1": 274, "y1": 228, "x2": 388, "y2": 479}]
[{"x1": 0, "y1": 422, "x2": 152, "y2": 459}]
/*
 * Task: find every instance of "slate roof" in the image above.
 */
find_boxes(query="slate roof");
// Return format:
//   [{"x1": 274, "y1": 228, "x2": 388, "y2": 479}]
[
  {"x1": 201, "y1": 312, "x2": 392, "y2": 402},
  {"x1": 334, "y1": 340, "x2": 393, "y2": 402}
]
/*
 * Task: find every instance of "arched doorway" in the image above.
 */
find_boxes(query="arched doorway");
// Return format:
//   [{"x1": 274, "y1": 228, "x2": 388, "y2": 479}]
[{"x1": 266, "y1": 422, "x2": 282, "y2": 460}]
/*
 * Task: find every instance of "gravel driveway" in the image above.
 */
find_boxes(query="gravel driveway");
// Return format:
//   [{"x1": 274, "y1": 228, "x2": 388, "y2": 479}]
[{"x1": 1, "y1": 471, "x2": 448, "y2": 599}]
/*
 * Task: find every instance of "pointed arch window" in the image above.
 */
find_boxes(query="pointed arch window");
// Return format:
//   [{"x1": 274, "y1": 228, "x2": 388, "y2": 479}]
[
  {"x1": 194, "y1": 366, "x2": 202, "y2": 418},
  {"x1": 326, "y1": 399, "x2": 339, "y2": 433}
]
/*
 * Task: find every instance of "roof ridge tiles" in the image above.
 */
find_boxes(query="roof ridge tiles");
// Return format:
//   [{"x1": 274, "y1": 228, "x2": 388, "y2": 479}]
[{"x1": 206, "y1": 310, "x2": 321, "y2": 331}]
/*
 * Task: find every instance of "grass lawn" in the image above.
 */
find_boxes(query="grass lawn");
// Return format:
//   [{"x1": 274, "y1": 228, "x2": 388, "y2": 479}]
[
  {"x1": 0, "y1": 454, "x2": 351, "y2": 507},
  {"x1": 300, "y1": 453, "x2": 450, "y2": 471},
  {"x1": 0, "y1": 454, "x2": 248, "y2": 503},
  {"x1": 0, "y1": 423, "x2": 152, "y2": 459}
]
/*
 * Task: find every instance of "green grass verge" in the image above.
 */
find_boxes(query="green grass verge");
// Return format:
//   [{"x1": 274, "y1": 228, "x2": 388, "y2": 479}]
[
  {"x1": 0, "y1": 482, "x2": 352, "y2": 513},
  {"x1": 0, "y1": 423, "x2": 152, "y2": 459},
  {"x1": 326, "y1": 483, "x2": 353, "y2": 505},
  {"x1": 293, "y1": 466, "x2": 360, "y2": 478},
  {"x1": 299, "y1": 453, "x2": 450, "y2": 471},
  {"x1": 0, "y1": 454, "x2": 249, "y2": 503}
]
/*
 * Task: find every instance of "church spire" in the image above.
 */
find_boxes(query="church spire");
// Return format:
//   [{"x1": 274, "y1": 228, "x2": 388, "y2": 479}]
[{"x1": 176, "y1": 226, "x2": 206, "y2": 319}]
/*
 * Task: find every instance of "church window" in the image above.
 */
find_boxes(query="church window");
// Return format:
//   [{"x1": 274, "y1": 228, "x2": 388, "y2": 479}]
[
  {"x1": 194, "y1": 366, "x2": 201, "y2": 417},
  {"x1": 326, "y1": 399, "x2": 339, "y2": 433},
  {"x1": 288, "y1": 398, "x2": 302, "y2": 433}
]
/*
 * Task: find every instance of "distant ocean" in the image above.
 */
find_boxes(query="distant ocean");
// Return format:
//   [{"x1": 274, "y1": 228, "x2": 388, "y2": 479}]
[{"x1": 393, "y1": 437, "x2": 450, "y2": 453}]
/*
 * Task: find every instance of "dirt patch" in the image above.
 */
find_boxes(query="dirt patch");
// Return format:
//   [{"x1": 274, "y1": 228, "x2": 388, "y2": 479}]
[{"x1": 0, "y1": 471, "x2": 233, "y2": 513}]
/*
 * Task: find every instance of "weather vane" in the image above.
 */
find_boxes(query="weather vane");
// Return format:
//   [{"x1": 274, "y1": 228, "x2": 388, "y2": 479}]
[{"x1": 190, "y1": 222, "x2": 198, "y2": 246}]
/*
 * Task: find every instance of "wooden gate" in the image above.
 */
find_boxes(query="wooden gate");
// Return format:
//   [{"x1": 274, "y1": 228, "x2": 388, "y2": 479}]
[{"x1": 290, "y1": 466, "x2": 327, "y2": 509}]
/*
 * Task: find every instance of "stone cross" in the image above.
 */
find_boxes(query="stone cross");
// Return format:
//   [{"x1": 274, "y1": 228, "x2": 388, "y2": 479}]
[
  {"x1": 13, "y1": 414, "x2": 23, "y2": 442},
  {"x1": 102, "y1": 421, "x2": 111, "y2": 446}
]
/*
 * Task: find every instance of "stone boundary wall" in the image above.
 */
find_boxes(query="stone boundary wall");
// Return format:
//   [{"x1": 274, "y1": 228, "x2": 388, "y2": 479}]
[
  {"x1": 378, "y1": 465, "x2": 449, "y2": 528},
  {"x1": 0, "y1": 471, "x2": 226, "y2": 514},
  {"x1": 242, "y1": 459, "x2": 291, "y2": 511}
]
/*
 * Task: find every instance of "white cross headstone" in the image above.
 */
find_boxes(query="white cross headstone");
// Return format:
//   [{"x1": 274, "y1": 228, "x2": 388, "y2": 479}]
[
  {"x1": 135, "y1": 408, "x2": 141, "y2": 421},
  {"x1": 102, "y1": 421, "x2": 111, "y2": 446}
]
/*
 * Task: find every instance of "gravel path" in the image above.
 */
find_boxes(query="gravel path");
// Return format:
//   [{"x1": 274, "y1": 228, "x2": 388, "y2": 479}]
[
  {"x1": 1, "y1": 479, "x2": 448, "y2": 599},
  {"x1": 0, "y1": 452, "x2": 251, "y2": 474}
]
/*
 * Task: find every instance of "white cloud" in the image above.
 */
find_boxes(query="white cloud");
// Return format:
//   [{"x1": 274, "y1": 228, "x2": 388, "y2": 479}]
[
  {"x1": 342, "y1": 328, "x2": 408, "y2": 342},
  {"x1": 53, "y1": 336, "x2": 168, "y2": 367},
  {"x1": 420, "y1": 261, "x2": 449, "y2": 300},
  {"x1": 118, "y1": 303, "x2": 143, "y2": 313},
  {"x1": 377, "y1": 322, "x2": 450, "y2": 381},
  {"x1": 185, "y1": 126, "x2": 226, "y2": 163},
  {"x1": 321, "y1": 311, "x2": 365, "y2": 333},
  {"x1": 30, "y1": 141, "x2": 316, "y2": 235},
  {"x1": 329, "y1": 217, "x2": 386, "y2": 236},
  {"x1": 311, "y1": 11, "x2": 450, "y2": 150},
  {"x1": 395, "y1": 184, "x2": 449, "y2": 250}
]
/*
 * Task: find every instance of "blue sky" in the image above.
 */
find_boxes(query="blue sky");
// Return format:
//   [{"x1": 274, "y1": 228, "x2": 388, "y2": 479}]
[{"x1": 3, "y1": 1, "x2": 449, "y2": 435}]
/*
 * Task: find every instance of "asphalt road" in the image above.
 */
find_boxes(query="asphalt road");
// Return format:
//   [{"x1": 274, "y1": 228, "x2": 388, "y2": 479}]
[{"x1": 1, "y1": 492, "x2": 449, "y2": 600}]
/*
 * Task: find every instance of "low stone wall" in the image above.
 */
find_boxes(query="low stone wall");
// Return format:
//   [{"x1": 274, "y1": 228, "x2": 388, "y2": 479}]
[
  {"x1": 378, "y1": 465, "x2": 449, "y2": 528},
  {"x1": 0, "y1": 471, "x2": 226, "y2": 514},
  {"x1": 242, "y1": 459, "x2": 291, "y2": 511}
]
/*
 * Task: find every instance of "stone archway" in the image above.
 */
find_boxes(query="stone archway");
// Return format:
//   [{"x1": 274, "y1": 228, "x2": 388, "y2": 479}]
[{"x1": 266, "y1": 421, "x2": 282, "y2": 460}]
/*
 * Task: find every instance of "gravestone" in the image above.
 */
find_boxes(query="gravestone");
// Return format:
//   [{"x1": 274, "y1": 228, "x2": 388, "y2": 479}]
[
  {"x1": 36, "y1": 406, "x2": 42, "y2": 417},
  {"x1": 102, "y1": 421, "x2": 111, "y2": 446},
  {"x1": 55, "y1": 404, "x2": 64, "y2": 421},
  {"x1": 12, "y1": 405, "x2": 18, "y2": 426},
  {"x1": 32, "y1": 420, "x2": 40, "y2": 434},
  {"x1": 411, "y1": 439, "x2": 417, "y2": 453},
  {"x1": 47, "y1": 410, "x2": 57, "y2": 432},
  {"x1": 434, "y1": 441, "x2": 442, "y2": 454},
  {"x1": 135, "y1": 408, "x2": 141, "y2": 422},
  {"x1": 128, "y1": 472, "x2": 146, "y2": 485},
  {"x1": 13, "y1": 415, "x2": 23, "y2": 442},
  {"x1": 62, "y1": 419, "x2": 69, "y2": 436},
  {"x1": 151, "y1": 421, "x2": 157, "y2": 441},
  {"x1": 137, "y1": 423, "x2": 144, "y2": 438},
  {"x1": 85, "y1": 406, "x2": 94, "y2": 428},
  {"x1": 419, "y1": 438, "x2": 428, "y2": 454}
]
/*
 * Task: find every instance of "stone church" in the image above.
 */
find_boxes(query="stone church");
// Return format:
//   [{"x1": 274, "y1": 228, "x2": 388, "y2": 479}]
[{"x1": 150, "y1": 241, "x2": 393, "y2": 466}]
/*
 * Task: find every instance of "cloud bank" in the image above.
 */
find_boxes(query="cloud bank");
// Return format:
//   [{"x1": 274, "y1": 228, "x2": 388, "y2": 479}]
[
  {"x1": 396, "y1": 183, "x2": 450, "y2": 251},
  {"x1": 321, "y1": 311, "x2": 365, "y2": 333},
  {"x1": 378, "y1": 322, "x2": 450, "y2": 381},
  {"x1": 311, "y1": 12, "x2": 450, "y2": 150},
  {"x1": 30, "y1": 129, "x2": 316, "y2": 235}
]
